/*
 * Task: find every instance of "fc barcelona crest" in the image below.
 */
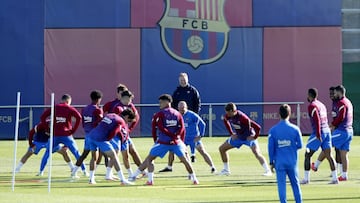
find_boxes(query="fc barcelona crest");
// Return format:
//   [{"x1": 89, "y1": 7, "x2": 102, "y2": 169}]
[{"x1": 159, "y1": 0, "x2": 230, "y2": 68}]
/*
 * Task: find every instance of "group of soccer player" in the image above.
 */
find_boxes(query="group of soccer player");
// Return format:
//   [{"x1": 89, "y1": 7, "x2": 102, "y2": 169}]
[{"x1": 14, "y1": 72, "x2": 353, "y2": 192}]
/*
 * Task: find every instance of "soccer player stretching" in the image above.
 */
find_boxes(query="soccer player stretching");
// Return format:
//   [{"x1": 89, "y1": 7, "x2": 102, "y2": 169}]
[
  {"x1": 86, "y1": 109, "x2": 135, "y2": 185},
  {"x1": 301, "y1": 88, "x2": 337, "y2": 184},
  {"x1": 219, "y1": 103, "x2": 272, "y2": 176},
  {"x1": 159, "y1": 101, "x2": 216, "y2": 173},
  {"x1": 40, "y1": 94, "x2": 87, "y2": 175},
  {"x1": 15, "y1": 121, "x2": 73, "y2": 175},
  {"x1": 129, "y1": 94, "x2": 199, "y2": 185},
  {"x1": 268, "y1": 104, "x2": 303, "y2": 203},
  {"x1": 71, "y1": 90, "x2": 103, "y2": 177}
]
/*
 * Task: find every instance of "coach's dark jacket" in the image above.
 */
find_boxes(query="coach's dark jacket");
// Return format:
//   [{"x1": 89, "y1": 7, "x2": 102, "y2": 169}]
[{"x1": 172, "y1": 84, "x2": 201, "y2": 114}]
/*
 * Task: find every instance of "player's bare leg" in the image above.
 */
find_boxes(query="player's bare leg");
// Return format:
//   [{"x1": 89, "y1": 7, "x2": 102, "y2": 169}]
[
  {"x1": 88, "y1": 150, "x2": 98, "y2": 184},
  {"x1": 121, "y1": 149, "x2": 133, "y2": 177},
  {"x1": 57, "y1": 147, "x2": 76, "y2": 172},
  {"x1": 159, "y1": 152, "x2": 174, "y2": 172},
  {"x1": 130, "y1": 154, "x2": 156, "y2": 185},
  {"x1": 196, "y1": 144, "x2": 216, "y2": 173},
  {"x1": 15, "y1": 150, "x2": 34, "y2": 173},
  {"x1": 218, "y1": 142, "x2": 233, "y2": 175},
  {"x1": 178, "y1": 155, "x2": 199, "y2": 184},
  {"x1": 339, "y1": 150, "x2": 349, "y2": 181},
  {"x1": 335, "y1": 148, "x2": 343, "y2": 175},
  {"x1": 250, "y1": 144, "x2": 272, "y2": 176},
  {"x1": 301, "y1": 149, "x2": 316, "y2": 184},
  {"x1": 312, "y1": 151, "x2": 325, "y2": 172},
  {"x1": 323, "y1": 148, "x2": 338, "y2": 183},
  {"x1": 104, "y1": 149, "x2": 132, "y2": 185},
  {"x1": 129, "y1": 144, "x2": 142, "y2": 166}
]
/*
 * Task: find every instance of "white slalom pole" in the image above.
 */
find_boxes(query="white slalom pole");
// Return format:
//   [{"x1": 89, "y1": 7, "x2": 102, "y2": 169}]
[
  {"x1": 48, "y1": 93, "x2": 55, "y2": 193},
  {"x1": 11, "y1": 92, "x2": 21, "y2": 192}
]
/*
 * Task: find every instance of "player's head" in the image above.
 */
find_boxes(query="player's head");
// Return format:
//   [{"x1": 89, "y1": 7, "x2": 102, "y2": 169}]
[
  {"x1": 120, "y1": 90, "x2": 134, "y2": 105},
  {"x1": 90, "y1": 90, "x2": 102, "y2": 105},
  {"x1": 334, "y1": 85, "x2": 346, "y2": 99},
  {"x1": 225, "y1": 102, "x2": 237, "y2": 117},
  {"x1": 329, "y1": 86, "x2": 336, "y2": 101},
  {"x1": 158, "y1": 94, "x2": 172, "y2": 109},
  {"x1": 178, "y1": 101, "x2": 188, "y2": 115},
  {"x1": 120, "y1": 108, "x2": 136, "y2": 123},
  {"x1": 307, "y1": 88, "x2": 318, "y2": 102},
  {"x1": 178, "y1": 72, "x2": 189, "y2": 87},
  {"x1": 116, "y1": 83, "x2": 128, "y2": 99},
  {"x1": 279, "y1": 104, "x2": 291, "y2": 120},
  {"x1": 61, "y1": 94, "x2": 72, "y2": 105}
]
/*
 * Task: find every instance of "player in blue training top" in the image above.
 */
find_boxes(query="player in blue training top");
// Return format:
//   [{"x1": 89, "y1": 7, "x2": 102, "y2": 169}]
[
  {"x1": 268, "y1": 104, "x2": 303, "y2": 203},
  {"x1": 300, "y1": 88, "x2": 337, "y2": 184},
  {"x1": 71, "y1": 90, "x2": 103, "y2": 178},
  {"x1": 159, "y1": 101, "x2": 216, "y2": 173},
  {"x1": 129, "y1": 94, "x2": 199, "y2": 185}
]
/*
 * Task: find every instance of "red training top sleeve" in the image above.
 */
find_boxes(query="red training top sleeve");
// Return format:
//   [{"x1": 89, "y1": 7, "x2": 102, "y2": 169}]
[
  {"x1": 309, "y1": 104, "x2": 321, "y2": 139},
  {"x1": 128, "y1": 104, "x2": 139, "y2": 133},
  {"x1": 177, "y1": 115, "x2": 185, "y2": 141},
  {"x1": 93, "y1": 108, "x2": 104, "y2": 128},
  {"x1": 28, "y1": 127, "x2": 36, "y2": 147},
  {"x1": 40, "y1": 108, "x2": 51, "y2": 124},
  {"x1": 223, "y1": 115, "x2": 234, "y2": 135},
  {"x1": 70, "y1": 107, "x2": 82, "y2": 134},
  {"x1": 250, "y1": 120, "x2": 261, "y2": 139},
  {"x1": 331, "y1": 102, "x2": 346, "y2": 128}
]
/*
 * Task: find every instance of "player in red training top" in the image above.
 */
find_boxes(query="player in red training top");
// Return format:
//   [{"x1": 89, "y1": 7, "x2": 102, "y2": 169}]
[
  {"x1": 129, "y1": 94, "x2": 199, "y2": 185},
  {"x1": 108, "y1": 90, "x2": 144, "y2": 179},
  {"x1": 300, "y1": 88, "x2": 337, "y2": 184},
  {"x1": 87, "y1": 109, "x2": 136, "y2": 185},
  {"x1": 219, "y1": 102, "x2": 272, "y2": 176},
  {"x1": 103, "y1": 83, "x2": 128, "y2": 114},
  {"x1": 330, "y1": 85, "x2": 353, "y2": 181},
  {"x1": 40, "y1": 94, "x2": 87, "y2": 175},
  {"x1": 71, "y1": 90, "x2": 103, "y2": 178},
  {"x1": 15, "y1": 121, "x2": 74, "y2": 176}
]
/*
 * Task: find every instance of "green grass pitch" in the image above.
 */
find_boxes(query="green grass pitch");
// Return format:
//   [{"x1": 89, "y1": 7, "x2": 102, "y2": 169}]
[{"x1": 0, "y1": 136, "x2": 359, "y2": 203}]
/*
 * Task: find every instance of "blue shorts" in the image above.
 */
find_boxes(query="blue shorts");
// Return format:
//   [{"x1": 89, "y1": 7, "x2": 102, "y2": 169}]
[
  {"x1": 184, "y1": 138, "x2": 202, "y2": 154},
  {"x1": 53, "y1": 135, "x2": 79, "y2": 153},
  {"x1": 226, "y1": 137, "x2": 257, "y2": 149},
  {"x1": 110, "y1": 136, "x2": 129, "y2": 151},
  {"x1": 88, "y1": 137, "x2": 114, "y2": 152},
  {"x1": 332, "y1": 129, "x2": 353, "y2": 151},
  {"x1": 83, "y1": 135, "x2": 91, "y2": 151},
  {"x1": 29, "y1": 141, "x2": 61, "y2": 155},
  {"x1": 149, "y1": 142, "x2": 187, "y2": 158},
  {"x1": 306, "y1": 131, "x2": 332, "y2": 151}
]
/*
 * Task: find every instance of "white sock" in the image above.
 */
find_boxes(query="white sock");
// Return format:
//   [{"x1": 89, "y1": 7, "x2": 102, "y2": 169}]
[
  {"x1": 262, "y1": 163, "x2": 270, "y2": 172},
  {"x1": 338, "y1": 164, "x2": 343, "y2": 175},
  {"x1": 304, "y1": 170, "x2": 310, "y2": 181},
  {"x1": 132, "y1": 169, "x2": 142, "y2": 178},
  {"x1": 127, "y1": 168, "x2": 133, "y2": 177},
  {"x1": 223, "y1": 162, "x2": 229, "y2": 171},
  {"x1": 106, "y1": 167, "x2": 113, "y2": 178},
  {"x1": 67, "y1": 162, "x2": 75, "y2": 170},
  {"x1": 167, "y1": 165, "x2": 172, "y2": 170},
  {"x1": 148, "y1": 172, "x2": 154, "y2": 182},
  {"x1": 342, "y1": 172, "x2": 348, "y2": 178},
  {"x1": 190, "y1": 173, "x2": 197, "y2": 181},
  {"x1": 117, "y1": 170, "x2": 125, "y2": 181},
  {"x1": 89, "y1": 170, "x2": 95, "y2": 181},
  {"x1": 331, "y1": 170, "x2": 337, "y2": 180},
  {"x1": 72, "y1": 166, "x2": 79, "y2": 175},
  {"x1": 314, "y1": 160, "x2": 321, "y2": 169},
  {"x1": 16, "y1": 162, "x2": 24, "y2": 171}
]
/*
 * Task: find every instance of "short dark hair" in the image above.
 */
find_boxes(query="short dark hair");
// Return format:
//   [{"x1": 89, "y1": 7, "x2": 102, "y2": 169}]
[
  {"x1": 61, "y1": 94, "x2": 71, "y2": 101},
  {"x1": 90, "y1": 90, "x2": 102, "y2": 101},
  {"x1": 121, "y1": 108, "x2": 136, "y2": 120},
  {"x1": 335, "y1": 85, "x2": 346, "y2": 95},
  {"x1": 225, "y1": 102, "x2": 236, "y2": 112},
  {"x1": 279, "y1": 104, "x2": 291, "y2": 119},
  {"x1": 117, "y1": 83, "x2": 128, "y2": 93},
  {"x1": 329, "y1": 86, "x2": 335, "y2": 91},
  {"x1": 158, "y1": 94, "x2": 172, "y2": 103},
  {"x1": 308, "y1": 88, "x2": 318, "y2": 99},
  {"x1": 121, "y1": 90, "x2": 134, "y2": 98}
]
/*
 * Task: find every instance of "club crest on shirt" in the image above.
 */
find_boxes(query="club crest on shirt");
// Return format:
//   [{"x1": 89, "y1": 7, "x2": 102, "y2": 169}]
[{"x1": 159, "y1": 0, "x2": 230, "y2": 69}]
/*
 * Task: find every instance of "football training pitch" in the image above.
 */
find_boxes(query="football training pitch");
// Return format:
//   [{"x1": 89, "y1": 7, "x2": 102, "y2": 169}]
[{"x1": 1, "y1": 136, "x2": 359, "y2": 203}]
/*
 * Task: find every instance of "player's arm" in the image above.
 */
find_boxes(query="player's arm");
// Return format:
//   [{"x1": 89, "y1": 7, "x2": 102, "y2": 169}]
[
  {"x1": 331, "y1": 102, "x2": 346, "y2": 128},
  {"x1": 171, "y1": 89, "x2": 178, "y2": 109},
  {"x1": 193, "y1": 88, "x2": 201, "y2": 113},
  {"x1": 295, "y1": 128, "x2": 303, "y2": 150},
  {"x1": 196, "y1": 114, "x2": 206, "y2": 137},
  {"x1": 250, "y1": 121, "x2": 261, "y2": 139},
  {"x1": 176, "y1": 115, "x2": 185, "y2": 141},
  {"x1": 70, "y1": 108, "x2": 82, "y2": 134},
  {"x1": 108, "y1": 126, "x2": 120, "y2": 141},
  {"x1": 40, "y1": 108, "x2": 51, "y2": 123},
  {"x1": 151, "y1": 113, "x2": 159, "y2": 142},
  {"x1": 157, "y1": 114, "x2": 177, "y2": 138},
  {"x1": 223, "y1": 115, "x2": 235, "y2": 135},
  {"x1": 93, "y1": 108, "x2": 104, "y2": 127},
  {"x1": 309, "y1": 105, "x2": 321, "y2": 140},
  {"x1": 28, "y1": 127, "x2": 36, "y2": 147},
  {"x1": 128, "y1": 104, "x2": 139, "y2": 132},
  {"x1": 267, "y1": 131, "x2": 276, "y2": 169},
  {"x1": 102, "y1": 101, "x2": 111, "y2": 114}
]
